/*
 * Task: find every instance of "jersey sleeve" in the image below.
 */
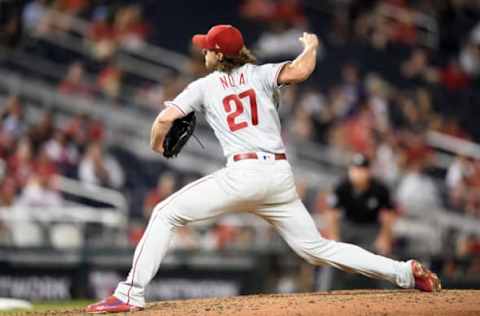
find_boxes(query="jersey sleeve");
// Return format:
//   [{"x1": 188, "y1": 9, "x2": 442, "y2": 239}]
[
  {"x1": 255, "y1": 61, "x2": 290, "y2": 91},
  {"x1": 164, "y1": 79, "x2": 203, "y2": 114}
]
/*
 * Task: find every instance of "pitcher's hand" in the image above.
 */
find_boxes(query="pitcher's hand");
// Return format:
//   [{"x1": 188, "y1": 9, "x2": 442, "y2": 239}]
[{"x1": 299, "y1": 32, "x2": 319, "y2": 50}]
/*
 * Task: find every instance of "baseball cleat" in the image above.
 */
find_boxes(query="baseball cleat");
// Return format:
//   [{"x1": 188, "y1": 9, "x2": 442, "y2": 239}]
[
  {"x1": 410, "y1": 260, "x2": 442, "y2": 292},
  {"x1": 85, "y1": 296, "x2": 143, "y2": 314}
]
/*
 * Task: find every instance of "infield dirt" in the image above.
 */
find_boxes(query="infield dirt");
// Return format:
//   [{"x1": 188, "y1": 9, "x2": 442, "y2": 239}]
[{"x1": 29, "y1": 289, "x2": 480, "y2": 316}]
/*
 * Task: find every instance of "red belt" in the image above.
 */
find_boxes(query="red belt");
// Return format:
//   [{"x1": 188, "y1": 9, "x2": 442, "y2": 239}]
[{"x1": 233, "y1": 152, "x2": 287, "y2": 161}]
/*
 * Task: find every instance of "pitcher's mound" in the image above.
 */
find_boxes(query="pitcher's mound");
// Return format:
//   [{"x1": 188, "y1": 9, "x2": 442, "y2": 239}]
[{"x1": 48, "y1": 290, "x2": 480, "y2": 316}]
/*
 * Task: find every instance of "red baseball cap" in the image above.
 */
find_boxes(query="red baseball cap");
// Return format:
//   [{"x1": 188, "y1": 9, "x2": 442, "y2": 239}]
[{"x1": 192, "y1": 25, "x2": 244, "y2": 56}]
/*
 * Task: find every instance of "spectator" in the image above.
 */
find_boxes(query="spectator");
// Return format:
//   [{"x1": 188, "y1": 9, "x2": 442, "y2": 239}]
[
  {"x1": 288, "y1": 106, "x2": 314, "y2": 142},
  {"x1": 29, "y1": 0, "x2": 70, "y2": 36},
  {"x1": 240, "y1": 0, "x2": 275, "y2": 21},
  {"x1": 335, "y1": 104, "x2": 376, "y2": 154},
  {"x1": 78, "y1": 141, "x2": 124, "y2": 189},
  {"x1": 28, "y1": 111, "x2": 56, "y2": 151},
  {"x1": 7, "y1": 137, "x2": 34, "y2": 188},
  {"x1": 22, "y1": 0, "x2": 49, "y2": 33},
  {"x1": 63, "y1": 113, "x2": 104, "y2": 150},
  {"x1": 394, "y1": 95, "x2": 425, "y2": 130},
  {"x1": 327, "y1": 86, "x2": 351, "y2": 121},
  {"x1": 396, "y1": 158, "x2": 440, "y2": 218},
  {"x1": 439, "y1": 117, "x2": 470, "y2": 140},
  {"x1": 0, "y1": 1, "x2": 22, "y2": 48},
  {"x1": 1, "y1": 96, "x2": 25, "y2": 140},
  {"x1": 58, "y1": 62, "x2": 92, "y2": 96},
  {"x1": 97, "y1": 63, "x2": 123, "y2": 99},
  {"x1": 171, "y1": 227, "x2": 200, "y2": 250},
  {"x1": 338, "y1": 63, "x2": 363, "y2": 117},
  {"x1": 15, "y1": 171, "x2": 62, "y2": 208},
  {"x1": 297, "y1": 89, "x2": 329, "y2": 125},
  {"x1": 437, "y1": 58, "x2": 471, "y2": 91},
  {"x1": 447, "y1": 156, "x2": 480, "y2": 218},
  {"x1": 446, "y1": 155, "x2": 473, "y2": 210},
  {"x1": 400, "y1": 48, "x2": 436, "y2": 87},
  {"x1": 241, "y1": 0, "x2": 306, "y2": 26},
  {"x1": 55, "y1": 0, "x2": 90, "y2": 16},
  {"x1": 34, "y1": 147, "x2": 58, "y2": 179},
  {"x1": 44, "y1": 129, "x2": 79, "y2": 172},
  {"x1": 0, "y1": 177, "x2": 16, "y2": 244},
  {"x1": 0, "y1": 177, "x2": 16, "y2": 207},
  {"x1": 328, "y1": 11, "x2": 351, "y2": 46},
  {"x1": 460, "y1": 23, "x2": 480, "y2": 77},
  {"x1": 372, "y1": 133, "x2": 401, "y2": 186},
  {"x1": 86, "y1": 117, "x2": 105, "y2": 142},
  {"x1": 86, "y1": 6, "x2": 117, "y2": 60},
  {"x1": 394, "y1": 156, "x2": 445, "y2": 256},
  {"x1": 113, "y1": 5, "x2": 149, "y2": 51},
  {"x1": 134, "y1": 83, "x2": 166, "y2": 110},
  {"x1": 254, "y1": 21, "x2": 307, "y2": 59},
  {"x1": 368, "y1": 10, "x2": 391, "y2": 50},
  {"x1": 143, "y1": 173, "x2": 175, "y2": 219},
  {"x1": 0, "y1": 126, "x2": 15, "y2": 160},
  {"x1": 365, "y1": 74, "x2": 390, "y2": 134},
  {"x1": 386, "y1": 4, "x2": 418, "y2": 46},
  {"x1": 399, "y1": 129, "x2": 433, "y2": 170}
]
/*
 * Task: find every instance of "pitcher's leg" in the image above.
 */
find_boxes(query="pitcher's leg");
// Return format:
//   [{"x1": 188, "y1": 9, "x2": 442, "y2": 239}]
[
  {"x1": 258, "y1": 199, "x2": 414, "y2": 289},
  {"x1": 114, "y1": 174, "x2": 235, "y2": 307},
  {"x1": 114, "y1": 208, "x2": 174, "y2": 307}
]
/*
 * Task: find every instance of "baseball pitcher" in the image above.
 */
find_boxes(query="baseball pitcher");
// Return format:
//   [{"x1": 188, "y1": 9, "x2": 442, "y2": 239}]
[{"x1": 87, "y1": 25, "x2": 441, "y2": 314}]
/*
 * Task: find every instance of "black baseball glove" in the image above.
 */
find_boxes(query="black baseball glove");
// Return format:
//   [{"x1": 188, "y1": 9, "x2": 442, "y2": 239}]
[{"x1": 163, "y1": 112, "x2": 196, "y2": 158}]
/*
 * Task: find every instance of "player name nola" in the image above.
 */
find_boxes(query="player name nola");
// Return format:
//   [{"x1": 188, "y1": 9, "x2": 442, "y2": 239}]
[{"x1": 219, "y1": 73, "x2": 246, "y2": 90}]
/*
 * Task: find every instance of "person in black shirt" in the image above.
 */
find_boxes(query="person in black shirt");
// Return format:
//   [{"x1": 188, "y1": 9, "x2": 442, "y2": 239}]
[
  {"x1": 327, "y1": 153, "x2": 398, "y2": 256},
  {"x1": 314, "y1": 153, "x2": 399, "y2": 291}
]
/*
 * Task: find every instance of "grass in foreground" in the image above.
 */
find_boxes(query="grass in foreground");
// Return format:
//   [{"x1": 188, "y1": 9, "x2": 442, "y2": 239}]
[{"x1": 0, "y1": 300, "x2": 93, "y2": 315}]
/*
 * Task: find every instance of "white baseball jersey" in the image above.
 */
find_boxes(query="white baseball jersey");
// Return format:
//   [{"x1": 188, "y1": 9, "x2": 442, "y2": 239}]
[{"x1": 165, "y1": 62, "x2": 289, "y2": 157}]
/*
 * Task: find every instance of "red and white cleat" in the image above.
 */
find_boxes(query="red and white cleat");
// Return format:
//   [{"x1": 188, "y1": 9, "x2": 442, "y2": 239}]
[
  {"x1": 411, "y1": 260, "x2": 442, "y2": 292},
  {"x1": 85, "y1": 296, "x2": 143, "y2": 314}
]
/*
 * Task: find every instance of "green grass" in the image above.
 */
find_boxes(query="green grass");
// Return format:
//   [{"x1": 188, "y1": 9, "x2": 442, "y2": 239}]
[{"x1": 0, "y1": 300, "x2": 93, "y2": 315}]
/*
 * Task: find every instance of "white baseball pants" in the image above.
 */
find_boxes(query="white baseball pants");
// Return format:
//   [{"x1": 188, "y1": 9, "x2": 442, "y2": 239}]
[{"x1": 115, "y1": 159, "x2": 414, "y2": 307}]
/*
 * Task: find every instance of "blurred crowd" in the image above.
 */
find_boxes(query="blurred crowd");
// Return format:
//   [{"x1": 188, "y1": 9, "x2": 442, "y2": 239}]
[
  {"x1": 18, "y1": 0, "x2": 149, "y2": 56},
  {"x1": 1, "y1": 0, "x2": 480, "y2": 269},
  {"x1": 0, "y1": 94, "x2": 121, "y2": 209}
]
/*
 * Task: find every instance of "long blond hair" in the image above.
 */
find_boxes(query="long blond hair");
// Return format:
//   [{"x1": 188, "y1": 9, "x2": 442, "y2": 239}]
[{"x1": 214, "y1": 47, "x2": 257, "y2": 73}]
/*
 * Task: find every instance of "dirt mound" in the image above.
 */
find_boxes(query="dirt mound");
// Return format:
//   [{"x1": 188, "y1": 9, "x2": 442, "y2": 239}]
[{"x1": 40, "y1": 290, "x2": 480, "y2": 316}]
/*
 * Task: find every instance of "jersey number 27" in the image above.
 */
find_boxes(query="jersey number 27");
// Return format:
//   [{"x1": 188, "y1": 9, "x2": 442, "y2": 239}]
[{"x1": 222, "y1": 88, "x2": 258, "y2": 132}]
